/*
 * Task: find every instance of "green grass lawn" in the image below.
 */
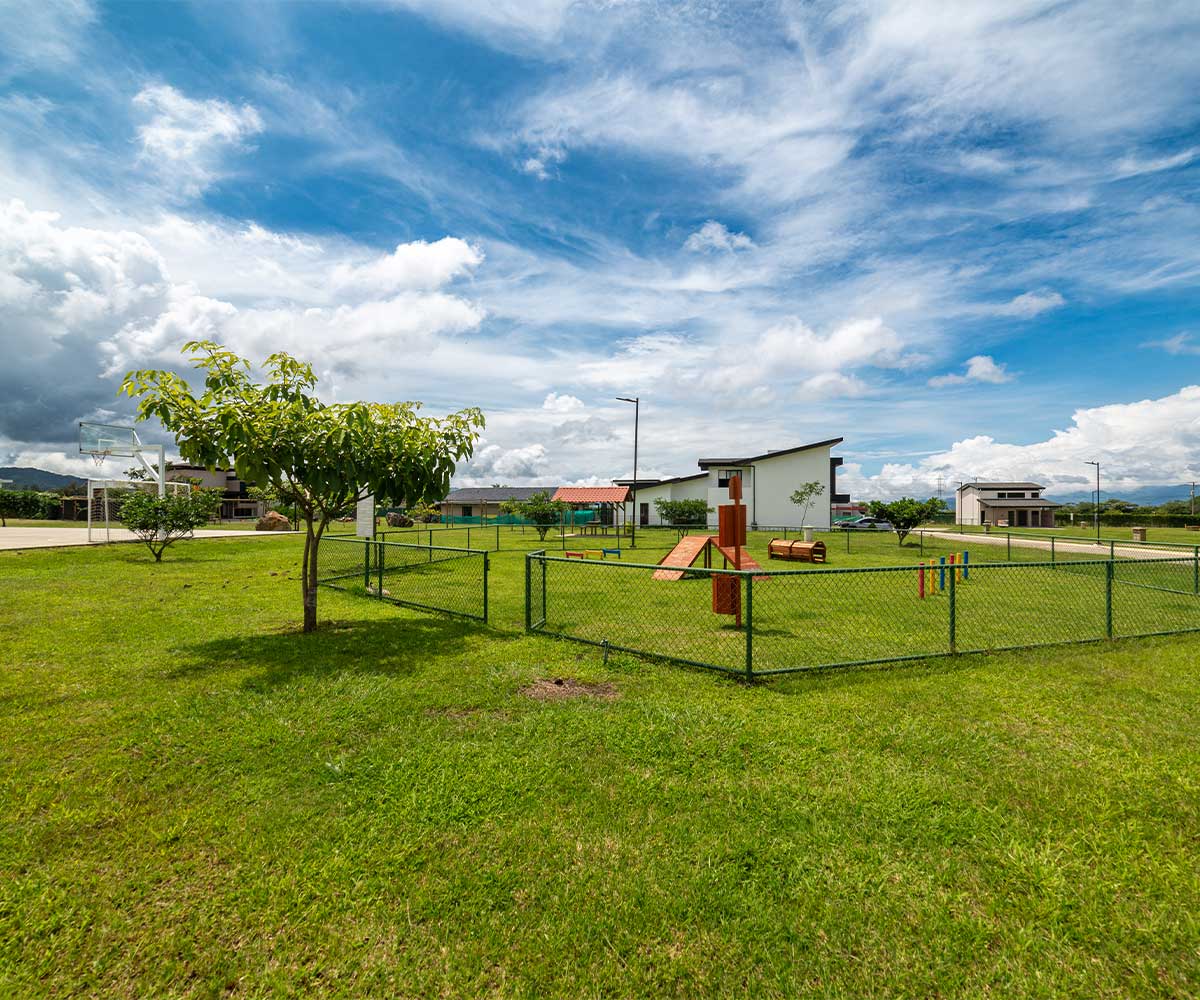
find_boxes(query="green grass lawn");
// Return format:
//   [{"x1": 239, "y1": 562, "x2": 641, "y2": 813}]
[
  {"x1": 3, "y1": 535, "x2": 1200, "y2": 997},
  {"x1": 937, "y1": 522, "x2": 1200, "y2": 546}
]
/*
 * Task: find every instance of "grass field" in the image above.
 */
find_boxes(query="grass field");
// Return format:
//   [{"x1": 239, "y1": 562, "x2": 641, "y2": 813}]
[
  {"x1": 937, "y1": 522, "x2": 1200, "y2": 546},
  {"x1": 3, "y1": 534, "x2": 1200, "y2": 997}
]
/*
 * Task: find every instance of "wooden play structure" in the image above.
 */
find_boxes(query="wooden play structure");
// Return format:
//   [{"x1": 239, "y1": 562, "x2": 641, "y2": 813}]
[
  {"x1": 768, "y1": 538, "x2": 826, "y2": 563},
  {"x1": 652, "y1": 475, "x2": 765, "y2": 626}
]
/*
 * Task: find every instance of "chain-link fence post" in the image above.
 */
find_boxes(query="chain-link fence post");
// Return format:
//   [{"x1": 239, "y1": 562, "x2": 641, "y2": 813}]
[
  {"x1": 376, "y1": 540, "x2": 383, "y2": 595},
  {"x1": 1105, "y1": 560, "x2": 1114, "y2": 639},
  {"x1": 948, "y1": 567, "x2": 956, "y2": 654},
  {"x1": 1109, "y1": 539, "x2": 1115, "y2": 561},
  {"x1": 1007, "y1": 532, "x2": 1011, "y2": 560},
  {"x1": 744, "y1": 573, "x2": 754, "y2": 681},
  {"x1": 1194, "y1": 546, "x2": 1198, "y2": 595},
  {"x1": 495, "y1": 523, "x2": 500, "y2": 551},
  {"x1": 482, "y1": 552, "x2": 489, "y2": 623},
  {"x1": 524, "y1": 551, "x2": 532, "y2": 630},
  {"x1": 363, "y1": 538, "x2": 371, "y2": 589}
]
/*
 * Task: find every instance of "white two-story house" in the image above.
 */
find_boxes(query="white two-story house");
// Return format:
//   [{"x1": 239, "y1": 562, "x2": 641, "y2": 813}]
[
  {"x1": 616, "y1": 437, "x2": 848, "y2": 529},
  {"x1": 956, "y1": 481, "x2": 1061, "y2": 528}
]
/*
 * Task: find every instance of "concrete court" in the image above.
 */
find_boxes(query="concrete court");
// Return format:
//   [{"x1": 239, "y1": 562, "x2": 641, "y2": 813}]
[{"x1": 0, "y1": 526, "x2": 297, "y2": 551}]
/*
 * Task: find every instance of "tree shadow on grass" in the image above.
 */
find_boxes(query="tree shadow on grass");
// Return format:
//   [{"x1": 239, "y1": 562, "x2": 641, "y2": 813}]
[{"x1": 171, "y1": 615, "x2": 517, "y2": 690}]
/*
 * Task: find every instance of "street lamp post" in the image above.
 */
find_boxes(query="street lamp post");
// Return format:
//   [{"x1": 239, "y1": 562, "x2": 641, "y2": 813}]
[
  {"x1": 1085, "y1": 460, "x2": 1100, "y2": 543},
  {"x1": 616, "y1": 396, "x2": 639, "y2": 549}
]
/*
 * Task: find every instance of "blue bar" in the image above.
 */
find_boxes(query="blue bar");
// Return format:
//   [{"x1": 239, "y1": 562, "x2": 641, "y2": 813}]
[
  {"x1": 939, "y1": 556, "x2": 946, "y2": 591},
  {"x1": 963, "y1": 550, "x2": 969, "y2": 581}
]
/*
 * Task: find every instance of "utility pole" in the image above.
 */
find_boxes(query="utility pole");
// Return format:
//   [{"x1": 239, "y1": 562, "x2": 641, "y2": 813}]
[
  {"x1": 616, "y1": 396, "x2": 639, "y2": 549},
  {"x1": 1191, "y1": 482, "x2": 1195, "y2": 517}
]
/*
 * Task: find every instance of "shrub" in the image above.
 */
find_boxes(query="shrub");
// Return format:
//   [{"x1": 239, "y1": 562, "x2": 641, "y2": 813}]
[
  {"x1": 0, "y1": 490, "x2": 60, "y2": 525},
  {"x1": 118, "y1": 489, "x2": 223, "y2": 561}
]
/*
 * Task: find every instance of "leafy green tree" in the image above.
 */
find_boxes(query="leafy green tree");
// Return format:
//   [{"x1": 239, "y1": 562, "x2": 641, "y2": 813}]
[
  {"x1": 119, "y1": 488, "x2": 223, "y2": 562},
  {"x1": 789, "y1": 481, "x2": 825, "y2": 525},
  {"x1": 406, "y1": 501, "x2": 441, "y2": 523},
  {"x1": 121, "y1": 341, "x2": 483, "y2": 632},
  {"x1": 502, "y1": 491, "x2": 566, "y2": 540},
  {"x1": 652, "y1": 498, "x2": 712, "y2": 527},
  {"x1": 867, "y1": 497, "x2": 948, "y2": 544}
]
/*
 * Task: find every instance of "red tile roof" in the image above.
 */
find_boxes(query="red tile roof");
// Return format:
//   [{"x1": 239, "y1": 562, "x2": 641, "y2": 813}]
[{"x1": 552, "y1": 486, "x2": 630, "y2": 504}]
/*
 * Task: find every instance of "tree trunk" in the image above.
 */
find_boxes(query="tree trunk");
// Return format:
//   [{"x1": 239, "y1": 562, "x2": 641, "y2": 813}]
[{"x1": 301, "y1": 518, "x2": 317, "y2": 633}]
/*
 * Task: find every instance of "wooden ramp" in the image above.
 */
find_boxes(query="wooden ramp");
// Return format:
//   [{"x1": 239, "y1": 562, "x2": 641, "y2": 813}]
[
  {"x1": 653, "y1": 535, "x2": 715, "y2": 580},
  {"x1": 714, "y1": 545, "x2": 770, "y2": 581}
]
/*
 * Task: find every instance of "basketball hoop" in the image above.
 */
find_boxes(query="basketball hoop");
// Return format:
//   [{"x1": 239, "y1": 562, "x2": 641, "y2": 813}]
[{"x1": 90, "y1": 449, "x2": 111, "y2": 468}]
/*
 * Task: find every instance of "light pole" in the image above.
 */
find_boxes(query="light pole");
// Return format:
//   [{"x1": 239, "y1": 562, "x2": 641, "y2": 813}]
[
  {"x1": 616, "y1": 396, "x2": 639, "y2": 549},
  {"x1": 1085, "y1": 460, "x2": 1100, "y2": 543},
  {"x1": 956, "y1": 481, "x2": 964, "y2": 529}
]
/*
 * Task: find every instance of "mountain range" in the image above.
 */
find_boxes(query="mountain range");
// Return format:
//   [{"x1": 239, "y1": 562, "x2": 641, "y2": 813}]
[{"x1": 0, "y1": 467, "x2": 89, "y2": 490}]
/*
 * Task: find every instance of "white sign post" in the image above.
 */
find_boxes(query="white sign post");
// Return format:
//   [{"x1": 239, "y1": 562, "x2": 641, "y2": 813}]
[{"x1": 356, "y1": 494, "x2": 376, "y2": 538}]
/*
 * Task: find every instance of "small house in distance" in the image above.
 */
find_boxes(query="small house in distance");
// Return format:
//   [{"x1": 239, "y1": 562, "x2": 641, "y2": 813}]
[
  {"x1": 956, "y1": 481, "x2": 1061, "y2": 528},
  {"x1": 616, "y1": 437, "x2": 848, "y2": 529},
  {"x1": 437, "y1": 486, "x2": 559, "y2": 522}
]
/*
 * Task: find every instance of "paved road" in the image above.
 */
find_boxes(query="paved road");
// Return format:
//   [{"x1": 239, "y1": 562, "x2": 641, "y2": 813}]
[
  {"x1": 0, "y1": 527, "x2": 296, "y2": 551},
  {"x1": 925, "y1": 530, "x2": 1191, "y2": 561}
]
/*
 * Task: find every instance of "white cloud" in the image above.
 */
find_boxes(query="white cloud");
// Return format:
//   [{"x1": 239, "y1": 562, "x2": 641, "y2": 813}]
[
  {"x1": 133, "y1": 84, "x2": 264, "y2": 196},
  {"x1": 520, "y1": 143, "x2": 566, "y2": 180},
  {"x1": 928, "y1": 355, "x2": 1013, "y2": 387},
  {"x1": 684, "y1": 221, "x2": 755, "y2": 254},
  {"x1": 988, "y1": 290, "x2": 1066, "y2": 318},
  {"x1": 1141, "y1": 332, "x2": 1200, "y2": 356},
  {"x1": 330, "y1": 237, "x2": 483, "y2": 296},
  {"x1": 1114, "y1": 147, "x2": 1198, "y2": 180},
  {"x1": 466, "y1": 442, "x2": 549, "y2": 479},
  {"x1": 542, "y1": 391, "x2": 584, "y2": 413},
  {"x1": 841, "y1": 385, "x2": 1200, "y2": 500}
]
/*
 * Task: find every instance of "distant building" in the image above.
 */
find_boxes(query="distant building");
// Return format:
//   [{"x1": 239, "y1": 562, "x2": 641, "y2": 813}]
[
  {"x1": 165, "y1": 464, "x2": 262, "y2": 520},
  {"x1": 436, "y1": 486, "x2": 559, "y2": 521},
  {"x1": 615, "y1": 437, "x2": 848, "y2": 529},
  {"x1": 956, "y1": 481, "x2": 1061, "y2": 528}
]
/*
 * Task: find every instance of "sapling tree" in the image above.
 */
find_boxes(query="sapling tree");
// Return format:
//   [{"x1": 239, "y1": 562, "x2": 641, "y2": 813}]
[
  {"x1": 119, "y1": 488, "x2": 223, "y2": 561},
  {"x1": 501, "y1": 492, "x2": 566, "y2": 540},
  {"x1": 121, "y1": 341, "x2": 483, "y2": 632},
  {"x1": 789, "y1": 481, "x2": 825, "y2": 525},
  {"x1": 867, "y1": 497, "x2": 948, "y2": 545}
]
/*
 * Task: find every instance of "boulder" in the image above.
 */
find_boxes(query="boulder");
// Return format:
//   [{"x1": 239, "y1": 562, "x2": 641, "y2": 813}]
[
  {"x1": 386, "y1": 512, "x2": 414, "y2": 527},
  {"x1": 256, "y1": 510, "x2": 292, "y2": 531}
]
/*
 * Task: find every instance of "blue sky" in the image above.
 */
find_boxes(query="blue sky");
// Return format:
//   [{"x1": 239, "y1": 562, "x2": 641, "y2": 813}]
[{"x1": 1, "y1": 0, "x2": 1199, "y2": 497}]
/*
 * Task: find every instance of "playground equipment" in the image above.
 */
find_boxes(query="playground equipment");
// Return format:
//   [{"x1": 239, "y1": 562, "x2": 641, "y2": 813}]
[
  {"x1": 768, "y1": 538, "x2": 826, "y2": 563},
  {"x1": 651, "y1": 475, "x2": 766, "y2": 626},
  {"x1": 918, "y1": 551, "x2": 969, "y2": 598}
]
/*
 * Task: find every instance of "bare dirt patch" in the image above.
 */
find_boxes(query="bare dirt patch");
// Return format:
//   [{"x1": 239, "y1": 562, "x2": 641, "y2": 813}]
[{"x1": 520, "y1": 678, "x2": 620, "y2": 702}]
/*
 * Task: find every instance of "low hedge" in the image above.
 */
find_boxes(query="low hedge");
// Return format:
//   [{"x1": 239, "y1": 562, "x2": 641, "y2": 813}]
[{"x1": 0, "y1": 490, "x2": 62, "y2": 520}]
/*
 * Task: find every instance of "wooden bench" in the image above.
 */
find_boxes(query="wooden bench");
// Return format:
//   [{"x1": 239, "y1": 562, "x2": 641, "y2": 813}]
[
  {"x1": 564, "y1": 550, "x2": 585, "y2": 559},
  {"x1": 601, "y1": 548, "x2": 622, "y2": 559},
  {"x1": 768, "y1": 538, "x2": 826, "y2": 563}
]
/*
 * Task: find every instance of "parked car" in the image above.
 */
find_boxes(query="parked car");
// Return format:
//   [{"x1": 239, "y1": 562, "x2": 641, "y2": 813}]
[{"x1": 839, "y1": 516, "x2": 894, "y2": 531}]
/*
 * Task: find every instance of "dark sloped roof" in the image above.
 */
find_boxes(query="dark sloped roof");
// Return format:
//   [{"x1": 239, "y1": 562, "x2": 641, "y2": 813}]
[
  {"x1": 698, "y1": 437, "x2": 844, "y2": 469},
  {"x1": 441, "y1": 487, "x2": 557, "y2": 503},
  {"x1": 976, "y1": 498, "x2": 1061, "y2": 508},
  {"x1": 614, "y1": 473, "x2": 707, "y2": 488},
  {"x1": 959, "y1": 481, "x2": 1044, "y2": 491}
]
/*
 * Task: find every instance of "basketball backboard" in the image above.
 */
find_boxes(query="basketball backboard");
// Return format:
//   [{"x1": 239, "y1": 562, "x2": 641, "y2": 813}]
[{"x1": 79, "y1": 421, "x2": 141, "y2": 459}]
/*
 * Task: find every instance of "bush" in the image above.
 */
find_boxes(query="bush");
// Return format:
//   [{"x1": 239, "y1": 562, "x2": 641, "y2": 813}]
[
  {"x1": 118, "y1": 489, "x2": 223, "y2": 561},
  {"x1": 0, "y1": 490, "x2": 60, "y2": 524}
]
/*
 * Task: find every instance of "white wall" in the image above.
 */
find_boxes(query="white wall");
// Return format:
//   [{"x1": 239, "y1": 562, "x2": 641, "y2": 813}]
[
  {"x1": 622, "y1": 476, "x2": 710, "y2": 525},
  {"x1": 748, "y1": 448, "x2": 835, "y2": 528}
]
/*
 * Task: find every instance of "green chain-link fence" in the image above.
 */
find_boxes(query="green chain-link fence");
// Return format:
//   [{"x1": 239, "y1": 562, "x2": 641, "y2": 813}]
[
  {"x1": 319, "y1": 536, "x2": 489, "y2": 622},
  {"x1": 525, "y1": 550, "x2": 1200, "y2": 677}
]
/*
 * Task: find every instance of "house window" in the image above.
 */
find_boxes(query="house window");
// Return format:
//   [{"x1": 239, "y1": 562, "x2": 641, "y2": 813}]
[
  {"x1": 461, "y1": 505, "x2": 473, "y2": 518},
  {"x1": 717, "y1": 468, "x2": 745, "y2": 488}
]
